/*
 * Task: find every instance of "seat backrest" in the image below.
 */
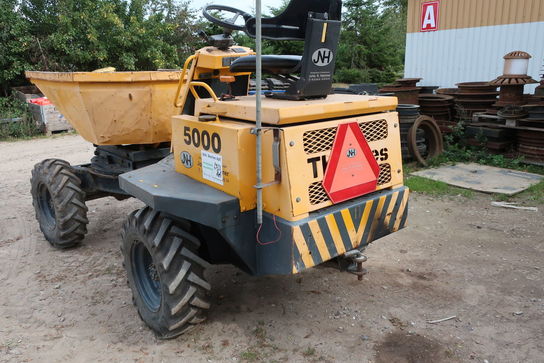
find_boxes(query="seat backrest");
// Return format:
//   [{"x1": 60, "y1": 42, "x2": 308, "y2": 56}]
[{"x1": 245, "y1": 0, "x2": 342, "y2": 40}]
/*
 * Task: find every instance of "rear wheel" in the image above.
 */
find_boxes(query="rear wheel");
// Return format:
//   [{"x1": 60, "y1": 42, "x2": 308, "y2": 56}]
[
  {"x1": 30, "y1": 159, "x2": 89, "y2": 249},
  {"x1": 121, "y1": 207, "x2": 211, "y2": 339}
]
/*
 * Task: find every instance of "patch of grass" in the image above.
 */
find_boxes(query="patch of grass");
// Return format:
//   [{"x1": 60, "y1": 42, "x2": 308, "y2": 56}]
[
  {"x1": 524, "y1": 181, "x2": 544, "y2": 202},
  {"x1": 495, "y1": 180, "x2": 544, "y2": 204},
  {"x1": 254, "y1": 326, "x2": 267, "y2": 341},
  {"x1": 404, "y1": 121, "x2": 544, "y2": 201},
  {"x1": 405, "y1": 176, "x2": 473, "y2": 198},
  {"x1": 417, "y1": 120, "x2": 544, "y2": 175},
  {"x1": 302, "y1": 347, "x2": 316, "y2": 357},
  {"x1": 240, "y1": 350, "x2": 260, "y2": 362},
  {"x1": 494, "y1": 193, "x2": 511, "y2": 202}
]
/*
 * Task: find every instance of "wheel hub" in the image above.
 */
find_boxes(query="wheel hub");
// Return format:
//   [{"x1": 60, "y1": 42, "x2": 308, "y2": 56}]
[
  {"x1": 37, "y1": 184, "x2": 56, "y2": 228},
  {"x1": 132, "y1": 242, "x2": 161, "y2": 312}
]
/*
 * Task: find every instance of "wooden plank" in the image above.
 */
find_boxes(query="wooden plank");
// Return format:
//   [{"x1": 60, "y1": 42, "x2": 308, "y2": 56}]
[{"x1": 472, "y1": 113, "x2": 544, "y2": 129}]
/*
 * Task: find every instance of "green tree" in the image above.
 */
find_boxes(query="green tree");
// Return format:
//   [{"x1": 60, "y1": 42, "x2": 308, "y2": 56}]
[
  {"x1": 336, "y1": 0, "x2": 405, "y2": 84},
  {"x1": 20, "y1": 0, "x2": 200, "y2": 71},
  {"x1": 0, "y1": 0, "x2": 32, "y2": 95}
]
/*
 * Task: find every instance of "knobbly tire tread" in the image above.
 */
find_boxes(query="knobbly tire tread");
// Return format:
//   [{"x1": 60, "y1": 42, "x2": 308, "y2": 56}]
[
  {"x1": 30, "y1": 159, "x2": 89, "y2": 249},
  {"x1": 121, "y1": 207, "x2": 211, "y2": 339}
]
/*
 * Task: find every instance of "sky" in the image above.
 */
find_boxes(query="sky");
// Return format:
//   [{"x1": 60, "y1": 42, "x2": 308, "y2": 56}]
[{"x1": 189, "y1": 0, "x2": 281, "y2": 14}]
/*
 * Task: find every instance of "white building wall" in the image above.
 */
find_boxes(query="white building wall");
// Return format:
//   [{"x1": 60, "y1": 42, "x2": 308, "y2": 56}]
[{"x1": 405, "y1": 22, "x2": 544, "y2": 93}]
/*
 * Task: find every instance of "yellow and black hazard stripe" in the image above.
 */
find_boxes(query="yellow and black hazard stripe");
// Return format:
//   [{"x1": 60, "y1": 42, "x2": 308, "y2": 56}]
[{"x1": 292, "y1": 187, "x2": 409, "y2": 273}]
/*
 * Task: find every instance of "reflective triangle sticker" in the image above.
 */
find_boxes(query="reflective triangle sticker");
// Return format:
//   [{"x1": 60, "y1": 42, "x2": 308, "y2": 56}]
[{"x1": 322, "y1": 122, "x2": 380, "y2": 204}]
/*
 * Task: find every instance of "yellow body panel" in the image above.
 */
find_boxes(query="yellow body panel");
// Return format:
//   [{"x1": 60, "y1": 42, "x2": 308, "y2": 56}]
[
  {"x1": 193, "y1": 46, "x2": 254, "y2": 79},
  {"x1": 172, "y1": 115, "x2": 257, "y2": 212},
  {"x1": 264, "y1": 111, "x2": 403, "y2": 219},
  {"x1": 195, "y1": 94, "x2": 398, "y2": 125},
  {"x1": 172, "y1": 110, "x2": 403, "y2": 221},
  {"x1": 26, "y1": 71, "x2": 182, "y2": 145}
]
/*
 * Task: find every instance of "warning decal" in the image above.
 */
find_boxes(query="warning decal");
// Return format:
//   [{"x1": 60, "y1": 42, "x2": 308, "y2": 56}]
[{"x1": 322, "y1": 122, "x2": 380, "y2": 204}]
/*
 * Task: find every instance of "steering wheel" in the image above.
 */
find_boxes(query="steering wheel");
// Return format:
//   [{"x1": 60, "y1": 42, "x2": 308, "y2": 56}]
[{"x1": 203, "y1": 5, "x2": 253, "y2": 32}]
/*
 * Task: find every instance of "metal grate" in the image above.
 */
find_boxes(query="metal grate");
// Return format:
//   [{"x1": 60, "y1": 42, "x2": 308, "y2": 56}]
[
  {"x1": 378, "y1": 163, "x2": 392, "y2": 185},
  {"x1": 308, "y1": 163, "x2": 392, "y2": 205},
  {"x1": 308, "y1": 182, "x2": 331, "y2": 205},
  {"x1": 360, "y1": 120, "x2": 389, "y2": 144},
  {"x1": 303, "y1": 119, "x2": 388, "y2": 154}
]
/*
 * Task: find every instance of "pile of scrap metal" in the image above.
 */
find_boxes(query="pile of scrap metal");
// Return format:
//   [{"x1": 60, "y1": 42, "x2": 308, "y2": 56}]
[
  {"x1": 468, "y1": 51, "x2": 544, "y2": 163},
  {"x1": 346, "y1": 52, "x2": 544, "y2": 165},
  {"x1": 379, "y1": 79, "x2": 444, "y2": 166},
  {"x1": 379, "y1": 78, "x2": 422, "y2": 104},
  {"x1": 396, "y1": 104, "x2": 443, "y2": 166},
  {"x1": 418, "y1": 93, "x2": 455, "y2": 134},
  {"x1": 333, "y1": 83, "x2": 379, "y2": 95}
]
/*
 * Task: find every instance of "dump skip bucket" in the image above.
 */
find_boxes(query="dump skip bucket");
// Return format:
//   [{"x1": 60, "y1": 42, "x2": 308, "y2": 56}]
[{"x1": 26, "y1": 71, "x2": 182, "y2": 145}]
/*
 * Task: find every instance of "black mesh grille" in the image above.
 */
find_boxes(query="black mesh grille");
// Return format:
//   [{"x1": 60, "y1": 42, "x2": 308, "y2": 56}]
[
  {"x1": 308, "y1": 163, "x2": 392, "y2": 205},
  {"x1": 303, "y1": 119, "x2": 388, "y2": 154}
]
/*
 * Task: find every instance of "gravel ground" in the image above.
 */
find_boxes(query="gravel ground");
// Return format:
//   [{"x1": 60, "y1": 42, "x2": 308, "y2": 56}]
[{"x1": 0, "y1": 135, "x2": 543, "y2": 363}]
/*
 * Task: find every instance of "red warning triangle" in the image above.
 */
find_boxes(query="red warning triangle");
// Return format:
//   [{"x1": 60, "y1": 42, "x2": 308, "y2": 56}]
[{"x1": 322, "y1": 122, "x2": 380, "y2": 204}]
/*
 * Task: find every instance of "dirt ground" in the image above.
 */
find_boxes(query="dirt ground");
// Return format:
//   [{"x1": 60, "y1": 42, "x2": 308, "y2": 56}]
[{"x1": 0, "y1": 135, "x2": 543, "y2": 363}]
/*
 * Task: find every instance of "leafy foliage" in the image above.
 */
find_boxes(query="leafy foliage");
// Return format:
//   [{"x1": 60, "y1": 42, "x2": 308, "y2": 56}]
[
  {"x1": 427, "y1": 121, "x2": 544, "y2": 173},
  {"x1": 0, "y1": 0, "x2": 202, "y2": 95},
  {"x1": 0, "y1": 0, "x2": 32, "y2": 96},
  {"x1": 0, "y1": 95, "x2": 41, "y2": 140},
  {"x1": 20, "y1": 0, "x2": 201, "y2": 72},
  {"x1": 1, "y1": 0, "x2": 408, "y2": 94},
  {"x1": 337, "y1": 0, "x2": 405, "y2": 83}
]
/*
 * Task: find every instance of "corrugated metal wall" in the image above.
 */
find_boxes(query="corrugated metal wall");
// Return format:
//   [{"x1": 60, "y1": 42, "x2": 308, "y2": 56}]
[
  {"x1": 404, "y1": 0, "x2": 544, "y2": 91},
  {"x1": 408, "y1": 0, "x2": 544, "y2": 33}
]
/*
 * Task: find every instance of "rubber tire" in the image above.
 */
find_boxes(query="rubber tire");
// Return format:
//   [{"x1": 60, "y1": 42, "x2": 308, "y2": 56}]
[
  {"x1": 30, "y1": 159, "x2": 89, "y2": 249},
  {"x1": 121, "y1": 207, "x2": 211, "y2": 339},
  {"x1": 407, "y1": 116, "x2": 444, "y2": 167}
]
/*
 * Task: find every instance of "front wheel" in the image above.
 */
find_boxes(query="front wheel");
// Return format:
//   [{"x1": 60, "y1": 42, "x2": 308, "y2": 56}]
[
  {"x1": 121, "y1": 207, "x2": 211, "y2": 339},
  {"x1": 30, "y1": 159, "x2": 89, "y2": 249}
]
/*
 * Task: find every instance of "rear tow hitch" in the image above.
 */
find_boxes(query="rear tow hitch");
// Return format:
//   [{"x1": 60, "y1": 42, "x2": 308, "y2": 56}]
[{"x1": 344, "y1": 250, "x2": 368, "y2": 281}]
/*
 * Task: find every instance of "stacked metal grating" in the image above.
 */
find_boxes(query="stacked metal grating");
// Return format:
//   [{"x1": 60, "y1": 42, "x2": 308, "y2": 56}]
[
  {"x1": 462, "y1": 52, "x2": 544, "y2": 163},
  {"x1": 515, "y1": 105, "x2": 544, "y2": 163},
  {"x1": 397, "y1": 105, "x2": 427, "y2": 161},
  {"x1": 464, "y1": 126, "x2": 515, "y2": 154},
  {"x1": 454, "y1": 82, "x2": 499, "y2": 120},
  {"x1": 379, "y1": 78, "x2": 422, "y2": 104},
  {"x1": 418, "y1": 94, "x2": 456, "y2": 134},
  {"x1": 534, "y1": 61, "x2": 544, "y2": 99}
]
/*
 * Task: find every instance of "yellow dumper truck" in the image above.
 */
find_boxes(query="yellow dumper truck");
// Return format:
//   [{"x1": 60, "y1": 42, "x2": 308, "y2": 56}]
[{"x1": 28, "y1": 0, "x2": 409, "y2": 338}]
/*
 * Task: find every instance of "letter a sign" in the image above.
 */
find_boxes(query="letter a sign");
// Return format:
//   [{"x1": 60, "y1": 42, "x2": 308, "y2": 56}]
[
  {"x1": 421, "y1": 1, "x2": 440, "y2": 32},
  {"x1": 322, "y1": 123, "x2": 380, "y2": 204}
]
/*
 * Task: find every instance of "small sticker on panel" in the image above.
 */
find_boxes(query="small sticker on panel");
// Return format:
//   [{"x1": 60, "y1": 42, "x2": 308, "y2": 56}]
[
  {"x1": 201, "y1": 150, "x2": 223, "y2": 185},
  {"x1": 180, "y1": 151, "x2": 193, "y2": 168}
]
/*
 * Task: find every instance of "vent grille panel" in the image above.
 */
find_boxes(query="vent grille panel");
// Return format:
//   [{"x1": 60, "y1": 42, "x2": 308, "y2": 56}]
[
  {"x1": 308, "y1": 163, "x2": 392, "y2": 205},
  {"x1": 303, "y1": 119, "x2": 388, "y2": 154}
]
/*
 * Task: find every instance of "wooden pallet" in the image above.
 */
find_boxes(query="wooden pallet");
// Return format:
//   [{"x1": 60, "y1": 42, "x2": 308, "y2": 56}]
[
  {"x1": 471, "y1": 122, "x2": 544, "y2": 133},
  {"x1": 472, "y1": 112, "x2": 544, "y2": 129},
  {"x1": 465, "y1": 125, "x2": 513, "y2": 139},
  {"x1": 29, "y1": 103, "x2": 73, "y2": 136}
]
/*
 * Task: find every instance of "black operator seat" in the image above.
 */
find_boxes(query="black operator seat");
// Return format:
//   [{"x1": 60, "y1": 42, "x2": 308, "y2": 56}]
[
  {"x1": 246, "y1": 0, "x2": 342, "y2": 40},
  {"x1": 230, "y1": 0, "x2": 342, "y2": 74},
  {"x1": 230, "y1": 55, "x2": 301, "y2": 74}
]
